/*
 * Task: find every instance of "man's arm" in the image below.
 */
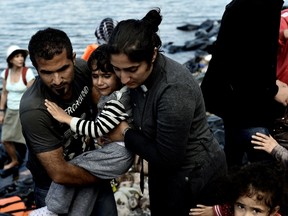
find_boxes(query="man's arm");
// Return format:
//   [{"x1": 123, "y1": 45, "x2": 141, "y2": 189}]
[
  {"x1": 37, "y1": 147, "x2": 99, "y2": 185},
  {"x1": 21, "y1": 98, "x2": 100, "y2": 185}
]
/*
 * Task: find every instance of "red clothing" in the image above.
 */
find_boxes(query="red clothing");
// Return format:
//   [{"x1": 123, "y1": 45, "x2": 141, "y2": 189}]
[
  {"x1": 277, "y1": 9, "x2": 288, "y2": 84},
  {"x1": 213, "y1": 203, "x2": 233, "y2": 216}
]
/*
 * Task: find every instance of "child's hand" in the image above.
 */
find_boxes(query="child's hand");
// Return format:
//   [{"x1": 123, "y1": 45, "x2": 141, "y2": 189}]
[
  {"x1": 251, "y1": 132, "x2": 278, "y2": 154},
  {"x1": 44, "y1": 99, "x2": 72, "y2": 125},
  {"x1": 97, "y1": 136, "x2": 111, "y2": 145},
  {"x1": 189, "y1": 204, "x2": 213, "y2": 216}
]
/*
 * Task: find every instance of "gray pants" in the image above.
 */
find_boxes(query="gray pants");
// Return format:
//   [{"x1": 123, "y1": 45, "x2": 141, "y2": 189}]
[{"x1": 45, "y1": 142, "x2": 134, "y2": 215}]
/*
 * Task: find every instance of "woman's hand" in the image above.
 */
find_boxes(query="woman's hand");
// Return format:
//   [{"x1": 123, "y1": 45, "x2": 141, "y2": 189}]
[
  {"x1": 251, "y1": 132, "x2": 278, "y2": 154},
  {"x1": 107, "y1": 121, "x2": 129, "y2": 142},
  {"x1": 97, "y1": 136, "x2": 112, "y2": 145},
  {"x1": 276, "y1": 79, "x2": 288, "y2": 88}
]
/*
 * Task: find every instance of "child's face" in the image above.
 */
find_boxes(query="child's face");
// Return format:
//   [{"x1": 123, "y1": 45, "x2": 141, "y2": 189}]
[
  {"x1": 234, "y1": 194, "x2": 278, "y2": 216},
  {"x1": 92, "y1": 69, "x2": 120, "y2": 96}
]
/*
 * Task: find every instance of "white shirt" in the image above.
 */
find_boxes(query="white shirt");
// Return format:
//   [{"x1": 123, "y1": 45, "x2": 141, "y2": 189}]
[{"x1": 1, "y1": 68, "x2": 35, "y2": 110}]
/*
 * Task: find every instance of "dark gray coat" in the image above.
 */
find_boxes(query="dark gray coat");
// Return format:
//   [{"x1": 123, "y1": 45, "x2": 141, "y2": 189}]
[{"x1": 125, "y1": 54, "x2": 227, "y2": 216}]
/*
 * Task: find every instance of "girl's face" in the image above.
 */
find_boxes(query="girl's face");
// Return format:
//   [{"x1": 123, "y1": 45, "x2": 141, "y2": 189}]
[
  {"x1": 234, "y1": 194, "x2": 279, "y2": 216},
  {"x1": 110, "y1": 53, "x2": 153, "y2": 89},
  {"x1": 10, "y1": 53, "x2": 25, "y2": 67},
  {"x1": 92, "y1": 69, "x2": 120, "y2": 96}
]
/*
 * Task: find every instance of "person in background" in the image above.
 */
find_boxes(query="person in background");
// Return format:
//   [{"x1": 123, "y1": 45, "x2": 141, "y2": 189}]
[
  {"x1": 29, "y1": 44, "x2": 134, "y2": 216},
  {"x1": 189, "y1": 161, "x2": 284, "y2": 216},
  {"x1": 82, "y1": 17, "x2": 118, "y2": 61},
  {"x1": 19, "y1": 28, "x2": 117, "y2": 216},
  {"x1": 106, "y1": 8, "x2": 227, "y2": 216},
  {"x1": 277, "y1": 8, "x2": 288, "y2": 84},
  {"x1": 200, "y1": 0, "x2": 288, "y2": 169},
  {"x1": 0, "y1": 45, "x2": 35, "y2": 179}
]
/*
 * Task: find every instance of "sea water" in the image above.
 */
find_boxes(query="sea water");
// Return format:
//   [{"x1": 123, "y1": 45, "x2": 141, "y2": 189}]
[{"x1": 0, "y1": 0, "x2": 230, "y2": 70}]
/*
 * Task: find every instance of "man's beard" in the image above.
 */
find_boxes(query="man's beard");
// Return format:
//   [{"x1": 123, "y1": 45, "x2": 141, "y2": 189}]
[{"x1": 55, "y1": 88, "x2": 66, "y2": 96}]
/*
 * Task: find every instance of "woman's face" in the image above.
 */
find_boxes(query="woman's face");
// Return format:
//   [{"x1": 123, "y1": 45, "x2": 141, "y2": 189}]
[
  {"x1": 10, "y1": 53, "x2": 25, "y2": 67},
  {"x1": 110, "y1": 53, "x2": 153, "y2": 89}
]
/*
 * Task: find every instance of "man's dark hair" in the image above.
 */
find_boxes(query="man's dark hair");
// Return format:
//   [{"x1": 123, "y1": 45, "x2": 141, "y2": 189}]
[{"x1": 28, "y1": 27, "x2": 73, "y2": 69}]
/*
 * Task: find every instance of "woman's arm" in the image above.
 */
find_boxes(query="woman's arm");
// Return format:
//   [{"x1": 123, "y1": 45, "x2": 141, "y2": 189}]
[
  {"x1": 0, "y1": 79, "x2": 8, "y2": 124},
  {"x1": 110, "y1": 82, "x2": 199, "y2": 169}
]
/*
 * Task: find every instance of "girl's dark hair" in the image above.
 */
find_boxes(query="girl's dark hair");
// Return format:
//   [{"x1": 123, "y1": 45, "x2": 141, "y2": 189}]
[
  {"x1": 28, "y1": 28, "x2": 73, "y2": 69},
  {"x1": 87, "y1": 44, "x2": 114, "y2": 73},
  {"x1": 108, "y1": 8, "x2": 162, "y2": 65},
  {"x1": 224, "y1": 161, "x2": 285, "y2": 213}
]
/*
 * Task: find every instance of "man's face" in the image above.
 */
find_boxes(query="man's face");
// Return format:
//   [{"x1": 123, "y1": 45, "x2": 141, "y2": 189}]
[{"x1": 36, "y1": 49, "x2": 75, "y2": 99}]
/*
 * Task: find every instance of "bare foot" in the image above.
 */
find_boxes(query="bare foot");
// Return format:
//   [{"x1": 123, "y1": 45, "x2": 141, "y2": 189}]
[{"x1": 3, "y1": 161, "x2": 19, "y2": 170}]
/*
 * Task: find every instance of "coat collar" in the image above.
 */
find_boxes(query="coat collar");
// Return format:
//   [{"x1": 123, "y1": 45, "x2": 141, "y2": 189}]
[{"x1": 138, "y1": 54, "x2": 164, "y2": 93}]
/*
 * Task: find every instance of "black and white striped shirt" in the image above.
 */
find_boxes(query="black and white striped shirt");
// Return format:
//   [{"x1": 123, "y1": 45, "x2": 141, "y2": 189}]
[{"x1": 70, "y1": 86, "x2": 131, "y2": 138}]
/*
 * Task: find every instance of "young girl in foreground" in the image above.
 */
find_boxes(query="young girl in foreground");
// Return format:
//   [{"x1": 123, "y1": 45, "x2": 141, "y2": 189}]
[
  {"x1": 189, "y1": 161, "x2": 285, "y2": 216},
  {"x1": 30, "y1": 44, "x2": 133, "y2": 216}
]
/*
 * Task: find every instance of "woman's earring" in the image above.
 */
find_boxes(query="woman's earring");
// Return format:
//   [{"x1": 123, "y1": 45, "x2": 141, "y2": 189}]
[{"x1": 152, "y1": 48, "x2": 158, "y2": 63}]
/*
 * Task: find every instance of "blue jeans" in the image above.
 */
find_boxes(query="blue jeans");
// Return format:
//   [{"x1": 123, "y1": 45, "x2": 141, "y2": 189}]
[
  {"x1": 224, "y1": 126, "x2": 274, "y2": 168},
  {"x1": 90, "y1": 182, "x2": 117, "y2": 216},
  {"x1": 34, "y1": 184, "x2": 49, "y2": 208},
  {"x1": 207, "y1": 115, "x2": 225, "y2": 148}
]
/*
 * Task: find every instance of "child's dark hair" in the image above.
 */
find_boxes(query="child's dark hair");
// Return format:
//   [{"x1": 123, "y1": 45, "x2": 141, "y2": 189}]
[
  {"x1": 225, "y1": 161, "x2": 285, "y2": 213},
  {"x1": 108, "y1": 8, "x2": 162, "y2": 65},
  {"x1": 87, "y1": 44, "x2": 114, "y2": 73}
]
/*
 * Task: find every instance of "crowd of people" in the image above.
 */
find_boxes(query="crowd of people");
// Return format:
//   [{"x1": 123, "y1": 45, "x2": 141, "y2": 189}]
[{"x1": 0, "y1": 0, "x2": 288, "y2": 215}]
